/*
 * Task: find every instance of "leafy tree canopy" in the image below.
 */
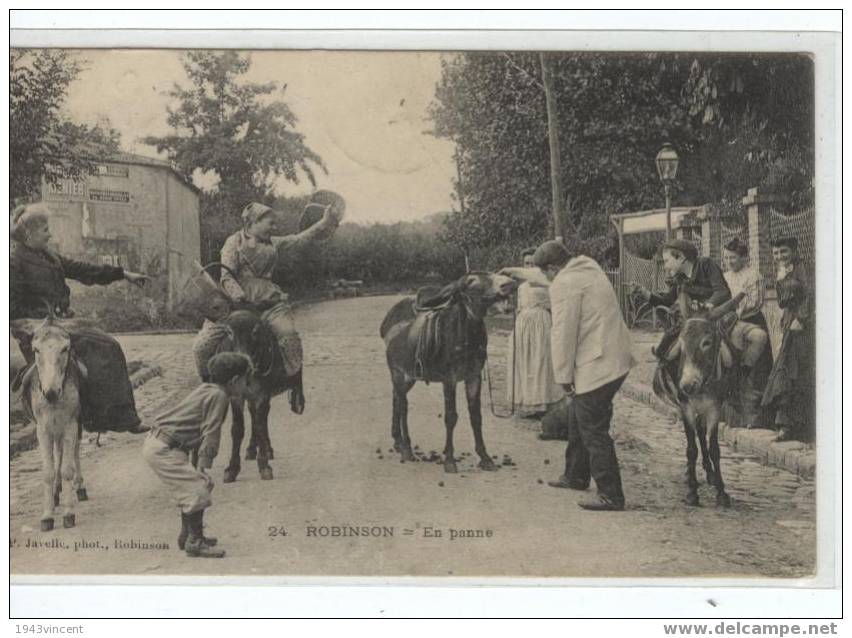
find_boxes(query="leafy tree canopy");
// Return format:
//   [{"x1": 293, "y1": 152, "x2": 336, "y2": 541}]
[
  {"x1": 144, "y1": 51, "x2": 326, "y2": 263},
  {"x1": 10, "y1": 50, "x2": 121, "y2": 205},
  {"x1": 430, "y1": 52, "x2": 814, "y2": 263}
]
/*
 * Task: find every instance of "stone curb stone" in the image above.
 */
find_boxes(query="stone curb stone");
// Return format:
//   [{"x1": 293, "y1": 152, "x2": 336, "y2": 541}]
[
  {"x1": 9, "y1": 363, "x2": 163, "y2": 458},
  {"x1": 620, "y1": 380, "x2": 813, "y2": 479}
]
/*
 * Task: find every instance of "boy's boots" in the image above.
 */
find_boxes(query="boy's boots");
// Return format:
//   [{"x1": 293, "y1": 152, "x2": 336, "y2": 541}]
[
  {"x1": 184, "y1": 510, "x2": 225, "y2": 558},
  {"x1": 178, "y1": 512, "x2": 218, "y2": 550}
]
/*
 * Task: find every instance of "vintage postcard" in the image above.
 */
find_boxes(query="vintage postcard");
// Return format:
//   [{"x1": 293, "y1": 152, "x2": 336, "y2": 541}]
[{"x1": 7, "y1": 21, "x2": 839, "y2": 593}]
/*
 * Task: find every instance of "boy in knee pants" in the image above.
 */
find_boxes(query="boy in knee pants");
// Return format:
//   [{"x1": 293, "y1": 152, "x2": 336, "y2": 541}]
[{"x1": 142, "y1": 353, "x2": 250, "y2": 558}]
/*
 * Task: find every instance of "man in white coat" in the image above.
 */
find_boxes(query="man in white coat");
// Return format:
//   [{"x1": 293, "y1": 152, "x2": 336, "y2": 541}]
[{"x1": 533, "y1": 240, "x2": 636, "y2": 511}]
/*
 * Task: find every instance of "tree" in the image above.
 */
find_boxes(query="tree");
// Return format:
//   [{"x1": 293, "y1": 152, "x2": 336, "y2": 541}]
[
  {"x1": 10, "y1": 50, "x2": 121, "y2": 205},
  {"x1": 143, "y1": 51, "x2": 326, "y2": 262},
  {"x1": 429, "y1": 52, "x2": 814, "y2": 262}
]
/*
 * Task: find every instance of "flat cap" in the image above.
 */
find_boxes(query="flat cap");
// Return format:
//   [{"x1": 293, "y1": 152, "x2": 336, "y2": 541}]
[
  {"x1": 770, "y1": 235, "x2": 799, "y2": 250},
  {"x1": 661, "y1": 238, "x2": 698, "y2": 262},
  {"x1": 723, "y1": 237, "x2": 749, "y2": 256},
  {"x1": 532, "y1": 240, "x2": 571, "y2": 269}
]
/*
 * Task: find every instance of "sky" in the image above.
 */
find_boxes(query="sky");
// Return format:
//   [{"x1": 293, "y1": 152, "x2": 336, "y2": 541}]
[{"x1": 60, "y1": 49, "x2": 458, "y2": 224}]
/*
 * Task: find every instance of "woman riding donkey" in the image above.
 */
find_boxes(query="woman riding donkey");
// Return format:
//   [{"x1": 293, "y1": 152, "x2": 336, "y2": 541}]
[
  {"x1": 10, "y1": 202, "x2": 150, "y2": 435},
  {"x1": 193, "y1": 194, "x2": 344, "y2": 398}
]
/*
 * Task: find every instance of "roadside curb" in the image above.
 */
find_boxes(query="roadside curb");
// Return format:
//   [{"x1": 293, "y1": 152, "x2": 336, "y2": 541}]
[
  {"x1": 620, "y1": 380, "x2": 815, "y2": 480},
  {"x1": 9, "y1": 363, "x2": 163, "y2": 458}
]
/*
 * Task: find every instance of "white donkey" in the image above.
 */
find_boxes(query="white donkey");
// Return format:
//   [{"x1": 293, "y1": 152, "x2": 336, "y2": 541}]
[{"x1": 12, "y1": 315, "x2": 88, "y2": 531}]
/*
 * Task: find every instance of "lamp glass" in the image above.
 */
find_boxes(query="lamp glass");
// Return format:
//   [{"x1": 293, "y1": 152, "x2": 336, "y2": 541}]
[{"x1": 656, "y1": 143, "x2": 679, "y2": 182}]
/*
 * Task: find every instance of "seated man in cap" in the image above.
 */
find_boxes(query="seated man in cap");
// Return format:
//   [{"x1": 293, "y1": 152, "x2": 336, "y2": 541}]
[
  {"x1": 633, "y1": 239, "x2": 769, "y2": 425},
  {"x1": 532, "y1": 240, "x2": 635, "y2": 511},
  {"x1": 193, "y1": 198, "x2": 343, "y2": 400}
]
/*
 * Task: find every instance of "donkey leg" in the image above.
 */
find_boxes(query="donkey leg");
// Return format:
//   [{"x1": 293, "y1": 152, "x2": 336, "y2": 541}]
[
  {"x1": 60, "y1": 431, "x2": 77, "y2": 528},
  {"x1": 466, "y1": 375, "x2": 496, "y2": 471},
  {"x1": 245, "y1": 431, "x2": 257, "y2": 461},
  {"x1": 253, "y1": 398, "x2": 274, "y2": 481},
  {"x1": 696, "y1": 420, "x2": 715, "y2": 487},
  {"x1": 709, "y1": 425, "x2": 731, "y2": 508},
  {"x1": 394, "y1": 377, "x2": 416, "y2": 461},
  {"x1": 53, "y1": 440, "x2": 62, "y2": 509},
  {"x1": 391, "y1": 383, "x2": 402, "y2": 451},
  {"x1": 39, "y1": 431, "x2": 56, "y2": 531},
  {"x1": 442, "y1": 381, "x2": 459, "y2": 473},
  {"x1": 683, "y1": 420, "x2": 700, "y2": 506},
  {"x1": 224, "y1": 399, "x2": 244, "y2": 483},
  {"x1": 73, "y1": 420, "x2": 87, "y2": 502}
]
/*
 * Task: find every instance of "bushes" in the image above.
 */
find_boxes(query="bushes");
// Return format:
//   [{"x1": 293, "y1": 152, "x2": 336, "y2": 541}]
[{"x1": 69, "y1": 275, "x2": 195, "y2": 332}]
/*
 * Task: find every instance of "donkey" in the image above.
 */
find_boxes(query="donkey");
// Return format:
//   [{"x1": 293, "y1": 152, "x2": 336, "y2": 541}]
[
  {"x1": 653, "y1": 293, "x2": 745, "y2": 508},
  {"x1": 213, "y1": 309, "x2": 305, "y2": 483},
  {"x1": 12, "y1": 316, "x2": 88, "y2": 531},
  {"x1": 380, "y1": 273, "x2": 517, "y2": 473}
]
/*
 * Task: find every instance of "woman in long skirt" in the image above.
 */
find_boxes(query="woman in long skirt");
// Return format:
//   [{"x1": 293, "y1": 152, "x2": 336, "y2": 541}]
[{"x1": 505, "y1": 249, "x2": 563, "y2": 417}]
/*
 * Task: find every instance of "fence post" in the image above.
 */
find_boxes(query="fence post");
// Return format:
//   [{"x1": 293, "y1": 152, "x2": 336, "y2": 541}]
[
  {"x1": 743, "y1": 187, "x2": 776, "y2": 285},
  {"x1": 700, "y1": 205, "x2": 722, "y2": 261}
]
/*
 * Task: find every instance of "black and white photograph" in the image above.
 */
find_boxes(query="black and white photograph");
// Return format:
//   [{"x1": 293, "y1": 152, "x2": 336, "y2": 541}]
[{"x1": 5, "y1": 10, "x2": 841, "y2": 620}]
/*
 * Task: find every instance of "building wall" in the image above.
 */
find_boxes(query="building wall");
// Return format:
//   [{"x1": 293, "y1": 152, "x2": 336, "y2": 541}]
[
  {"x1": 164, "y1": 171, "x2": 201, "y2": 307},
  {"x1": 41, "y1": 160, "x2": 199, "y2": 308}
]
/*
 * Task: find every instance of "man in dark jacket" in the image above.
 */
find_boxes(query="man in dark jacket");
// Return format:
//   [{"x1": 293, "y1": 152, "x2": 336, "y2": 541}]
[{"x1": 633, "y1": 239, "x2": 732, "y2": 360}]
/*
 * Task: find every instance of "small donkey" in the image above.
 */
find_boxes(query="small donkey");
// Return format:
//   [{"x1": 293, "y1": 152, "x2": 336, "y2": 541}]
[{"x1": 13, "y1": 315, "x2": 88, "y2": 531}]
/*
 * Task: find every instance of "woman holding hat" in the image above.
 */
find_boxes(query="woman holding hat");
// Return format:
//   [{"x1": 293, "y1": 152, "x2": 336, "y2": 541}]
[
  {"x1": 762, "y1": 236, "x2": 815, "y2": 441},
  {"x1": 192, "y1": 195, "x2": 343, "y2": 387},
  {"x1": 10, "y1": 202, "x2": 149, "y2": 433}
]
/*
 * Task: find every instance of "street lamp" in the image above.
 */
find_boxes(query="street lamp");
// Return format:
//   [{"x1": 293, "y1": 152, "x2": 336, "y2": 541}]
[{"x1": 655, "y1": 142, "x2": 679, "y2": 240}]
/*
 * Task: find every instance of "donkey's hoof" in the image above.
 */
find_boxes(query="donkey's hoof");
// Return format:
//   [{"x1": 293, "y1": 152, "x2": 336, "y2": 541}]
[
  {"x1": 40, "y1": 518, "x2": 54, "y2": 532},
  {"x1": 62, "y1": 513, "x2": 76, "y2": 528},
  {"x1": 401, "y1": 449, "x2": 416, "y2": 462},
  {"x1": 393, "y1": 441, "x2": 402, "y2": 453},
  {"x1": 716, "y1": 493, "x2": 732, "y2": 508},
  {"x1": 76, "y1": 488, "x2": 88, "y2": 502},
  {"x1": 245, "y1": 449, "x2": 257, "y2": 461},
  {"x1": 260, "y1": 467, "x2": 274, "y2": 481},
  {"x1": 444, "y1": 461, "x2": 458, "y2": 474},
  {"x1": 685, "y1": 493, "x2": 700, "y2": 507},
  {"x1": 479, "y1": 458, "x2": 498, "y2": 471},
  {"x1": 223, "y1": 469, "x2": 238, "y2": 484}
]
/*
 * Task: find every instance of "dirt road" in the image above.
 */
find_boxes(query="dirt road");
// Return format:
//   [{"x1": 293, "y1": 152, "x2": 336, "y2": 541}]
[{"x1": 10, "y1": 296, "x2": 815, "y2": 578}]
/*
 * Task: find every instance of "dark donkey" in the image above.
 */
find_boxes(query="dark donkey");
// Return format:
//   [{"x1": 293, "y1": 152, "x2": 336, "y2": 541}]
[
  {"x1": 653, "y1": 292, "x2": 745, "y2": 508},
  {"x1": 380, "y1": 273, "x2": 517, "y2": 473},
  {"x1": 214, "y1": 309, "x2": 305, "y2": 483}
]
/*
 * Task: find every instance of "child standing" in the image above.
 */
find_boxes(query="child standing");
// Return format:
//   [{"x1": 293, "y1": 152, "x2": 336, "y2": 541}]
[{"x1": 142, "y1": 352, "x2": 250, "y2": 558}]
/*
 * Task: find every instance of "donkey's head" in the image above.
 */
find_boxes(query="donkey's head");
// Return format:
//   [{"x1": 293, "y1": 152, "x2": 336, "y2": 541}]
[
  {"x1": 665, "y1": 293, "x2": 743, "y2": 396},
  {"x1": 450, "y1": 272, "x2": 518, "y2": 319},
  {"x1": 221, "y1": 310, "x2": 278, "y2": 385},
  {"x1": 31, "y1": 316, "x2": 76, "y2": 404}
]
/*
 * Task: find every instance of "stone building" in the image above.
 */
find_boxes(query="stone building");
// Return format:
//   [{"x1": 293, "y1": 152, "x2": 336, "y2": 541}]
[{"x1": 40, "y1": 152, "x2": 201, "y2": 308}]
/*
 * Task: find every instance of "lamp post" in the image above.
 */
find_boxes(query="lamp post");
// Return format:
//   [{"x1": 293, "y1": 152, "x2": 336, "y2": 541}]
[{"x1": 655, "y1": 142, "x2": 679, "y2": 240}]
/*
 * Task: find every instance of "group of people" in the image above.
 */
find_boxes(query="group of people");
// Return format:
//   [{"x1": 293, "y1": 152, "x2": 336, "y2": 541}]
[
  {"x1": 8, "y1": 195, "x2": 816, "y2": 541},
  {"x1": 10, "y1": 198, "x2": 341, "y2": 558},
  {"x1": 501, "y1": 233, "x2": 815, "y2": 511}
]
